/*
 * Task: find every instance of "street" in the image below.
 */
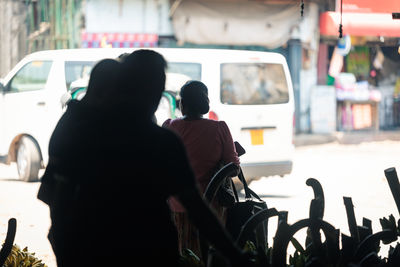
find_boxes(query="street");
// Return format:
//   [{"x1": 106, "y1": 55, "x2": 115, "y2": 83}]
[{"x1": 1, "y1": 139, "x2": 400, "y2": 266}]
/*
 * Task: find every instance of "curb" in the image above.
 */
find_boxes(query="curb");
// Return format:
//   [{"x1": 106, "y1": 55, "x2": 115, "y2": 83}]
[{"x1": 294, "y1": 130, "x2": 400, "y2": 147}]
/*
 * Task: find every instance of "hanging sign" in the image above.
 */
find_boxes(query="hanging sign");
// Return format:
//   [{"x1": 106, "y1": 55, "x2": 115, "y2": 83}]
[{"x1": 337, "y1": 35, "x2": 352, "y2": 56}]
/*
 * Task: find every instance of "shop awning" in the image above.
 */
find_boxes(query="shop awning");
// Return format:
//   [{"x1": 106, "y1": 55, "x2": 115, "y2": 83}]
[
  {"x1": 320, "y1": 11, "x2": 400, "y2": 37},
  {"x1": 171, "y1": 1, "x2": 301, "y2": 49}
]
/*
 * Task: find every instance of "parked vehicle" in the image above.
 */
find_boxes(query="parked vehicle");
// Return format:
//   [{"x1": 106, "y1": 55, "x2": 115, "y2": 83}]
[
  {"x1": 62, "y1": 79, "x2": 181, "y2": 125},
  {"x1": 0, "y1": 48, "x2": 294, "y2": 183}
]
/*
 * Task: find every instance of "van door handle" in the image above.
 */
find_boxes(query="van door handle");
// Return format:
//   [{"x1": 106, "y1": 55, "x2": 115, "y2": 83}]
[
  {"x1": 241, "y1": 126, "x2": 277, "y2": 130},
  {"x1": 37, "y1": 101, "x2": 46, "y2": 106}
]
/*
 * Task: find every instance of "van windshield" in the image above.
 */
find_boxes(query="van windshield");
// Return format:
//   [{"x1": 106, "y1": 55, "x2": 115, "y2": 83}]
[
  {"x1": 65, "y1": 61, "x2": 96, "y2": 89},
  {"x1": 220, "y1": 63, "x2": 289, "y2": 105},
  {"x1": 64, "y1": 61, "x2": 201, "y2": 96},
  {"x1": 166, "y1": 62, "x2": 201, "y2": 93}
]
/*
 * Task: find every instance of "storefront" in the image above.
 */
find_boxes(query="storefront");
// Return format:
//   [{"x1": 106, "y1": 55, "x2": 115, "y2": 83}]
[{"x1": 318, "y1": 0, "x2": 400, "y2": 131}]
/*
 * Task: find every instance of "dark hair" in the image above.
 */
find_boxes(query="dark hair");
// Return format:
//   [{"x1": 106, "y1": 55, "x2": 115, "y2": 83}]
[
  {"x1": 118, "y1": 49, "x2": 167, "y2": 116},
  {"x1": 117, "y1": 53, "x2": 130, "y2": 62},
  {"x1": 83, "y1": 58, "x2": 121, "y2": 107},
  {"x1": 180, "y1": 80, "x2": 210, "y2": 115}
]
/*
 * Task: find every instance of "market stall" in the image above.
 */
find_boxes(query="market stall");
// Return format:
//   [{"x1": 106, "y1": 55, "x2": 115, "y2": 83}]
[
  {"x1": 334, "y1": 72, "x2": 381, "y2": 131},
  {"x1": 318, "y1": 0, "x2": 400, "y2": 132}
]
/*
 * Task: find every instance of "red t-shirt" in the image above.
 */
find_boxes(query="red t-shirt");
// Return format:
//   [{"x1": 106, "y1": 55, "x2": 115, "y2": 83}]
[{"x1": 163, "y1": 118, "x2": 239, "y2": 212}]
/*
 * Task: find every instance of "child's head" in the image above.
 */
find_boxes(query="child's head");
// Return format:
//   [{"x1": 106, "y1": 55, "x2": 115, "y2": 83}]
[{"x1": 82, "y1": 58, "x2": 121, "y2": 107}]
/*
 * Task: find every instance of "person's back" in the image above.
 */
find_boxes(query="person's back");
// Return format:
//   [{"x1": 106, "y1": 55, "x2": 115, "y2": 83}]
[
  {"x1": 163, "y1": 80, "x2": 240, "y2": 258},
  {"x1": 68, "y1": 112, "x2": 189, "y2": 265},
  {"x1": 165, "y1": 118, "x2": 237, "y2": 192},
  {"x1": 40, "y1": 53, "x2": 188, "y2": 266},
  {"x1": 164, "y1": 81, "x2": 239, "y2": 199}
]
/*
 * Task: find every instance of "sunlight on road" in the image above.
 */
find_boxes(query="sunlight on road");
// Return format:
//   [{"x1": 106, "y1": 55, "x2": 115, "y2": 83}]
[
  {"x1": 1, "y1": 140, "x2": 400, "y2": 266},
  {"x1": 249, "y1": 141, "x2": 400, "y2": 258}
]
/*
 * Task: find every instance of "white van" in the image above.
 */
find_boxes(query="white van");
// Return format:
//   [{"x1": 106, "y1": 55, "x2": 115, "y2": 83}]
[{"x1": 0, "y1": 48, "x2": 294, "y2": 182}]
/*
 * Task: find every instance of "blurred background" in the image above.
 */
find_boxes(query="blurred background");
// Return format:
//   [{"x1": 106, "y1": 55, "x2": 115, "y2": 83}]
[
  {"x1": 1, "y1": 0, "x2": 400, "y2": 134},
  {"x1": 1, "y1": 1, "x2": 400, "y2": 266}
]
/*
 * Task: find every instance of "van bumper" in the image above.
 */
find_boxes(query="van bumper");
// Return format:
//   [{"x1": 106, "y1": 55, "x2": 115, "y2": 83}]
[{"x1": 240, "y1": 161, "x2": 293, "y2": 179}]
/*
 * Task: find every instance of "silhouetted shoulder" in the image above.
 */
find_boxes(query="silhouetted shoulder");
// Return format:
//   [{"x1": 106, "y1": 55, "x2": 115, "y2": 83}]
[
  {"x1": 153, "y1": 122, "x2": 187, "y2": 150},
  {"x1": 162, "y1": 118, "x2": 182, "y2": 127},
  {"x1": 162, "y1": 118, "x2": 173, "y2": 128},
  {"x1": 216, "y1": 120, "x2": 229, "y2": 130},
  {"x1": 150, "y1": 124, "x2": 196, "y2": 193},
  {"x1": 200, "y1": 118, "x2": 227, "y2": 130}
]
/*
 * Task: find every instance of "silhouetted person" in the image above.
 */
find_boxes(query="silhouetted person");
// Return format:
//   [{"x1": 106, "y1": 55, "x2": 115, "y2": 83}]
[
  {"x1": 117, "y1": 52, "x2": 130, "y2": 62},
  {"x1": 38, "y1": 50, "x2": 251, "y2": 266},
  {"x1": 37, "y1": 58, "x2": 122, "y2": 266},
  {"x1": 80, "y1": 58, "x2": 121, "y2": 107},
  {"x1": 163, "y1": 80, "x2": 240, "y2": 258}
]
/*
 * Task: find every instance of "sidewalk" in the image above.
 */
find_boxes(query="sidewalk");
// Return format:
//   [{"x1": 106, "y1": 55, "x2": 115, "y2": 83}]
[{"x1": 294, "y1": 129, "x2": 400, "y2": 147}]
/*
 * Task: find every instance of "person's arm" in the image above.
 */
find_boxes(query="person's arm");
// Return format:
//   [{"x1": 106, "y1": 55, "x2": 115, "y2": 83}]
[
  {"x1": 37, "y1": 110, "x2": 69, "y2": 205},
  {"x1": 218, "y1": 121, "x2": 240, "y2": 165},
  {"x1": 168, "y1": 136, "x2": 247, "y2": 265},
  {"x1": 165, "y1": 132, "x2": 251, "y2": 265},
  {"x1": 178, "y1": 182, "x2": 250, "y2": 266},
  {"x1": 37, "y1": 162, "x2": 55, "y2": 205}
]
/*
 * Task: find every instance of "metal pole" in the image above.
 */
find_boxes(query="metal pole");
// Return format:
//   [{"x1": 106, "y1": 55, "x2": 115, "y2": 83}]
[{"x1": 288, "y1": 39, "x2": 302, "y2": 133}]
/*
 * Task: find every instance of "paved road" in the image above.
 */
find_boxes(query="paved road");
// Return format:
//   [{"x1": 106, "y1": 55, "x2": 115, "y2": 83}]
[
  {"x1": 0, "y1": 165, "x2": 54, "y2": 266},
  {"x1": 0, "y1": 140, "x2": 399, "y2": 266}
]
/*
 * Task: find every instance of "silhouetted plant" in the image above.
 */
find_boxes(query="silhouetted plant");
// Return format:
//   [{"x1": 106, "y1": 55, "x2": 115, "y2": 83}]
[
  {"x1": 0, "y1": 218, "x2": 16, "y2": 266},
  {"x1": 186, "y1": 167, "x2": 400, "y2": 266},
  {"x1": 237, "y1": 171, "x2": 400, "y2": 267}
]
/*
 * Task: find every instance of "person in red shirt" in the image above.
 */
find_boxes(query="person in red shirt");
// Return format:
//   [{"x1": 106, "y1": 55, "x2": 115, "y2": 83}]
[{"x1": 163, "y1": 80, "x2": 240, "y2": 258}]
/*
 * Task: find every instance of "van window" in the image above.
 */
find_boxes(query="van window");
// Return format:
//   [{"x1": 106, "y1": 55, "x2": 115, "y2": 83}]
[
  {"x1": 220, "y1": 63, "x2": 289, "y2": 105},
  {"x1": 165, "y1": 63, "x2": 201, "y2": 93},
  {"x1": 8, "y1": 61, "x2": 52, "y2": 93},
  {"x1": 65, "y1": 61, "x2": 95, "y2": 89}
]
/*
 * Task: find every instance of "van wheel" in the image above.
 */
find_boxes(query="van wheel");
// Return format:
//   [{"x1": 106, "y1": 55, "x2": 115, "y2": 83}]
[{"x1": 16, "y1": 137, "x2": 41, "y2": 182}]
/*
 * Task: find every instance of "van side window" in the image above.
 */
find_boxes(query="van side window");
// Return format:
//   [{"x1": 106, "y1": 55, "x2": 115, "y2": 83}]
[
  {"x1": 8, "y1": 61, "x2": 52, "y2": 93},
  {"x1": 154, "y1": 62, "x2": 201, "y2": 124},
  {"x1": 65, "y1": 61, "x2": 95, "y2": 89},
  {"x1": 220, "y1": 63, "x2": 289, "y2": 105}
]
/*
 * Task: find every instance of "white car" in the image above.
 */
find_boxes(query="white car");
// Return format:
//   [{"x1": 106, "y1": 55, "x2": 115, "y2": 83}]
[{"x1": 0, "y1": 48, "x2": 294, "y2": 183}]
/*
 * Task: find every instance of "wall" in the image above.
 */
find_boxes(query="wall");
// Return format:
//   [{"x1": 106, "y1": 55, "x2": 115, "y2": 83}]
[
  {"x1": 0, "y1": 1, "x2": 27, "y2": 78},
  {"x1": 293, "y1": 3, "x2": 320, "y2": 133},
  {"x1": 85, "y1": 0, "x2": 173, "y2": 35}
]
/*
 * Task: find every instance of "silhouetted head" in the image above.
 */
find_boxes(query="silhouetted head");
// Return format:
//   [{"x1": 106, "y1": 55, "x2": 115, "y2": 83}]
[
  {"x1": 81, "y1": 58, "x2": 121, "y2": 107},
  {"x1": 179, "y1": 80, "x2": 210, "y2": 117},
  {"x1": 117, "y1": 53, "x2": 130, "y2": 62},
  {"x1": 118, "y1": 49, "x2": 167, "y2": 119}
]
